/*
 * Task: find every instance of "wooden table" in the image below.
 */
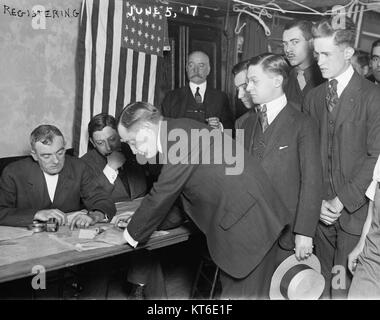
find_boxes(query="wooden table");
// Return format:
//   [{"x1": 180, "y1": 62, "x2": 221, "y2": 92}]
[{"x1": 0, "y1": 223, "x2": 196, "y2": 284}]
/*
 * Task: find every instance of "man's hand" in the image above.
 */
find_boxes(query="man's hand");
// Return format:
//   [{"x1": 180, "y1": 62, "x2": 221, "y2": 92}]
[
  {"x1": 112, "y1": 211, "x2": 134, "y2": 227},
  {"x1": 320, "y1": 198, "x2": 342, "y2": 225},
  {"x1": 88, "y1": 210, "x2": 107, "y2": 223},
  {"x1": 34, "y1": 209, "x2": 66, "y2": 225},
  {"x1": 206, "y1": 117, "x2": 222, "y2": 130},
  {"x1": 348, "y1": 243, "x2": 364, "y2": 275},
  {"x1": 295, "y1": 234, "x2": 313, "y2": 261},
  {"x1": 107, "y1": 151, "x2": 126, "y2": 171},
  {"x1": 69, "y1": 214, "x2": 95, "y2": 230},
  {"x1": 96, "y1": 227, "x2": 127, "y2": 245}
]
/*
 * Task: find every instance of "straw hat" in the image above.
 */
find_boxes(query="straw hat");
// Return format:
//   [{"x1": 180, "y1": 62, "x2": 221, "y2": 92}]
[{"x1": 269, "y1": 254, "x2": 325, "y2": 300}]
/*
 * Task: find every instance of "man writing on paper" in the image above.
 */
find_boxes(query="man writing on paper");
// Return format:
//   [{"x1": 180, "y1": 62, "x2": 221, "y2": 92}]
[{"x1": 0, "y1": 125, "x2": 115, "y2": 229}]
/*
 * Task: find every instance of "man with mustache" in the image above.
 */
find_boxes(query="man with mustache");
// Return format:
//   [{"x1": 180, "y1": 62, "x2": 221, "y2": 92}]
[
  {"x1": 283, "y1": 20, "x2": 324, "y2": 109},
  {"x1": 161, "y1": 51, "x2": 234, "y2": 130},
  {"x1": 367, "y1": 39, "x2": 380, "y2": 85}
]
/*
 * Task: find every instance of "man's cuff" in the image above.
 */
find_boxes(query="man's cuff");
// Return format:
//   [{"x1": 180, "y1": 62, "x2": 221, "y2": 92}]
[
  {"x1": 123, "y1": 228, "x2": 138, "y2": 248},
  {"x1": 103, "y1": 165, "x2": 118, "y2": 184}
]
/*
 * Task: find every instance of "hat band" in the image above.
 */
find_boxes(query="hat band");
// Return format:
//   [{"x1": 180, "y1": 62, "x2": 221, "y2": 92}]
[{"x1": 280, "y1": 264, "x2": 311, "y2": 299}]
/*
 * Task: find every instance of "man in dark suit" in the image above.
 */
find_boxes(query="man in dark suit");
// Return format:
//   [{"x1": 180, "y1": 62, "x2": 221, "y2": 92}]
[
  {"x1": 283, "y1": 20, "x2": 325, "y2": 109},
  {"x1": 367, "y1": 39, "x2": 380, "y2": 84},
  {"x1": 236, "y1": 53, "x2": 322, "y2": 267},
  {"x1": 98, "y1": 101, "x2": 291, "y2": 299},
  {"x1": 81, "y1": 113, "x2": 147, "y2": 202},
  {"x1": 81, "y1": 113, "x2": 184, "y2": 299},
  {"x1": 303, "y1": 17, "x2": 380, "y2": 299},
  {"x1": 0, "y1": 125, "x2": 115, "y2": 228},
  {"x1": 161, "y1": 51, "x2": 234, "y2": 130}
]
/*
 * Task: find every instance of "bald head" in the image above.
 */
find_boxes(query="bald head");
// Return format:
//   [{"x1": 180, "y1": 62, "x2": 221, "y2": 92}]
[{"x1": 186, "y1": 51, "x2": 210, "y2": 85}]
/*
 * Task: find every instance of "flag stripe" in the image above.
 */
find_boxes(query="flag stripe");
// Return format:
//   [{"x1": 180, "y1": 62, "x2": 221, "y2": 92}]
[
  {"x1": 136, "y1": 51, "x2": 146, "y2": 101},
  {"x1": 148, "y1": 54, "x2": 157, "y2": 104},
  {"x1": 108, "y1": 0, "x2": 123, "y2": 118},
  {"x1": 130, "y1": 50, "x2": 139, "y2": 103},
  {"x1": 101, "y1": 0, "x2": 115, "y2": 114},
  {"x1": 89, "y1": 0, "x2": 99, "y2": 117},
  {"x1": 142, "y1": 53, "x2": 151, "y2": 102},
  {"x1": 93, "y1": 0, "x2": 109, "y2": 116},
  {"x1": 73, "y1": 0, "x2": 88, "y2": 156}
]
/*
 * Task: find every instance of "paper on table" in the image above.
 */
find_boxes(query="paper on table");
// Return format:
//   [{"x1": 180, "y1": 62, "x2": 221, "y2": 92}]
[{"x1": 0, "y1": 226, "x2": 33, "y2": 242}]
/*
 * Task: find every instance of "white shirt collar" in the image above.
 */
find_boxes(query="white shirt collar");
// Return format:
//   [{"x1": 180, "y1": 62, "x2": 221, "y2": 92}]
[
  {"x1": 157, "y1": 120, "x2": 163, "y2": 153},
  {"x1": 43, "y1": 172, "x2": 59, "y2": 202},
  {"x1": 260, "y1": 94, "x2": 287, "y2": 125},
  {"x1": 330, "y1": 65, "x2": 354, "y2": 98},
  {"x1": 189, "y1": 81, "x2": 207, "y2": 102}
]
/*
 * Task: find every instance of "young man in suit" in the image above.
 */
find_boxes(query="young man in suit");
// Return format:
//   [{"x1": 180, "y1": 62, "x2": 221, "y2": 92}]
[
  {"x1": 81, "y1": 113, "x2": 184, "y2": 299},
  {"x1": 98, "y1": 101, "x2": 291, "y2": 299},
  {"x1": 303, "y1": 17, "x2": 380, "y2": 299},
  {"x1": 232, "y1": 59, "x2": 254, "y2": 119},
  {"x1": 0, "y1": 125, "x2": 115, "y2": 228},
  {"x1": 237, "y1": 53, "x2": 322, "y2": 267},
  {"x1": 367, "y1": 39, "x2": 380, "y2": 84},
  {"x1": 161, "y1": 51, "x2": 234, "y2": 130},
  {"x1": 283, "y1": 20, "x2": 325, "y2": 109}
]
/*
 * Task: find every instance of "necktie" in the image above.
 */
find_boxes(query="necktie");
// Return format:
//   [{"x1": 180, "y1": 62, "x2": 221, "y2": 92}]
[
  {"x1": 297, "y1": 69, "x2": 306, "y2": 91},
  {"x1": 326, "y1": 79, "x2": 338, "y2": 112},
  {"x1": 194, "y1": 87, "x2": 202, "y2": 104},
  {"x1": 257, "y1": 104, "x2": 269, "y2": 132}
]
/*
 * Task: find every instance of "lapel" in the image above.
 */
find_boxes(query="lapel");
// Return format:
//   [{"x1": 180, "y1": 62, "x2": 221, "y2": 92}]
[
  {"x1": 52, "y1": 157, "x2": 74, "y2": 207},
  {"x1": 333, "y1": 73, "x2": 361, "y2": 133},
  {"x1": 246, "y1": 110, "x2": 259, "y2": 154},
  {"x1": 263, "y1": 104, "x2": 295, "y2": 159},
  {"x1": 26, "y1": 160, "x2": 51, "y2": 207},
  {"x1": 203, "y1": 86, "x2": 212, "y2": 116}
]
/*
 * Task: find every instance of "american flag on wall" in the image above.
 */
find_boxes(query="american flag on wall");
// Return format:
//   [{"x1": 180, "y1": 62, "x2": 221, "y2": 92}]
[{"x1": 73, "y1": 0, "x2": 168, "y2": 157}]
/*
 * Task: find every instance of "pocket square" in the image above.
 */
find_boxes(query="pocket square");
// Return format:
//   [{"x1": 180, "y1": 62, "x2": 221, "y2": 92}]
[{"x1": 279, "y1": 146, "x2": 288, "y2": 150}]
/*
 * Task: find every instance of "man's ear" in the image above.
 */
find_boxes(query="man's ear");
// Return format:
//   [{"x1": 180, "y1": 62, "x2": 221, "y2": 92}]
[
  {"x1": 273, "y1": 74, "x2": 283, "y2": 88},
  {"x1": 30, "y1": 149, "x2": 38, "y2": 161},
  {"x1": 344, "y1": 46, "x2": 355, "y2": 60},
  {"x1": 363, "y1": 65, "x2": 369, "y2": 77},
  {"x1": 89, "y1": 137, "x2": 95, "y2": 148}
]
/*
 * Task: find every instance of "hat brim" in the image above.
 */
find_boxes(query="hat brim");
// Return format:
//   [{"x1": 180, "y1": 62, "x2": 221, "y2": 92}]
[{"x1": 269, "y1": 254, "x2": 321, "y2": 300}]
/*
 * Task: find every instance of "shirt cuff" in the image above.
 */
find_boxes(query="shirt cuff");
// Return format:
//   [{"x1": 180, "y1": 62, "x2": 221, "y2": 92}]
[
  {"x1": 366, "y1": 180, "x2": 377, "y2": 201},
  {"x1": 123, "y1": 228, "x2": 138, "y2": 248},
  {"x1": 103, "y1": 165, "x2": 118, "y2": 184}
]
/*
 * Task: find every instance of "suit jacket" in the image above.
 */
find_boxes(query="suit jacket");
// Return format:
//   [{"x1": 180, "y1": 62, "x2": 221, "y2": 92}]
[
  {"x1": 126, "y1": 118, "x2": 290, "y2": 279},
  {"x1": 304, "y1": 72, "x2": 380, "y2": 235},
  {"x1": 367, "y1": 74, "x2": 378, "y2": 84},
  {"x1": 161, "y1": 84, "x2": 234, "y2": 129},
  {"x1": 235, "y1": 103, "x2": 323, "y2": 249},
  {"x1": 81, "y1": 143, "x2": 147, "y2": 202},
  {"x1": 0, "y1": 156, "x2": 116, "y2": 227},
  {"x1": 285, "y1": 62, "x2": 325, "y2": 110}
]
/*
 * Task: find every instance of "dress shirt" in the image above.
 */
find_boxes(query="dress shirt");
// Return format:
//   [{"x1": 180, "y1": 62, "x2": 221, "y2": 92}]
[
  {"x1": 43, "y1": 172, "x2": 59, "y2": 202},
  {"x1": 366, "y1": 155, "x2": 380, "y2": 201},
  {"x1": 103, "y1": 164, "x2": 118, "y2": 184},
  {"x1": 331, "y1": 65, "x2": 354, "y2": 98},
  {"x1": 260, "y1": 94, "x2": 287, "y2": 125},
  {"x1": 189, "y1": 81, "x2": 207, "y2": 103}
]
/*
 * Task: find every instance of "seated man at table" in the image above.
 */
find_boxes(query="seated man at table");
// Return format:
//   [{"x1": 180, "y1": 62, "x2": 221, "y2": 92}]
[
  {"x1": 80, "y1": 113, "x2": 184, "y2": 299},
  {"x1": 0, "y1": 124, "x2": 115, "y2": 228}
]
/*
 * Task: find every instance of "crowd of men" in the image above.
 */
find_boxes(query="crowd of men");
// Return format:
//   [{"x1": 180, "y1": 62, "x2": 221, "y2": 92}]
[{"x1": 1, "y1": 16, "x2": 380, "y2": 300}]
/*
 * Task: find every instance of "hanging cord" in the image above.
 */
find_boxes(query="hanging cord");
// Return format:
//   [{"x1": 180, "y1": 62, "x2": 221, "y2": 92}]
[{"x1": 233, "y1": 6, "x2": 272, "y2": 36}]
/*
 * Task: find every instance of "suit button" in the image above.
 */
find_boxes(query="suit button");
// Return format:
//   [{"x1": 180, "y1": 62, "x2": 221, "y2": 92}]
[{"x1": 329, "y1": 120, "x2": 334, "y2": 125}]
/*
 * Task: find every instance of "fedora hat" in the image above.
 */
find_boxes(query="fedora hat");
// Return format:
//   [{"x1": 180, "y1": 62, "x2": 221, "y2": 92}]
[{"x1": 269, "y1": 254, "x2": 325, "y2": 300}]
